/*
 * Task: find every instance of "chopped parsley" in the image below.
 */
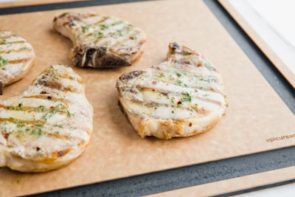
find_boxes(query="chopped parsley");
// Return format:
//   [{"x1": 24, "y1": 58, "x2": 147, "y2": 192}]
[
  {"x1": 6, "y1": 103, "x2": 23, "y2": 111},
  {"x1": 176, "y1": 80, "x2": 188, "y2": 87},
  {"x1": 158, "y1": 72, "x2": 165, "y2": 79},
  {"x1": 181, "y1": 92, "x2": 192, "y2": 102},
  {"x1": 176, "y1": 80, "x2": 182, "y2": 86},
  {"x1": 37, "y1": 105, "x2": 46, "y2": 112},
  {"x1": 96, "y1": 31, "x2": 103, "y2": 39},
  {"x1": 100, "y1": 24, "x2": 109, "y2": 30},
  {"x1": 117, "y1": 30, "x2": 123, "y2": 36},
  {"x1": 0, "y1": 56, "x2": 8, "y2": 68},
  {"x1": 40, "y1": 103, "x2": 73, "y2": 120},
  {"x1": 31, "y1": 125, "x2": 43, "y2": 137},
  {"x1": 170, "y1": 97, "x2": 176, "y2": 104},
  {"x1": 16, "y1": 121, "x2": 25, "y2": 128},
  {"x1": 47, "y1": 66, "x2": 59, "y2": 80},
  {"x1": 176, "y1": 72, "x2": 182, "y2": 77},
  {"x1": 81, "y1": 25, "x2": 90, "y2": 33}
]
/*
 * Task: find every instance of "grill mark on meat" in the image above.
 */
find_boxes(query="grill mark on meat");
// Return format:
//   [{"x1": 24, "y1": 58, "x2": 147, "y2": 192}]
[
  {"x1": 165, "y1": 80, "x2": 223, "y2": 95},
  {"x1": 7, "y1": 57, "x2": 32, "y2": 65},
  {"x1": 0, "y1": 117, "x2": 45, "y2": 125},
  {"x1": 83, "y1": 18, "x2": 124, "y2": 39},
  {"x1": 136, "y1": 84, "x2": 224, "y2": 106},
  {"x1": 36, "y1": 78, "x2": 78, "y2": 93},
  {"x1": 46, "y1": 133, "x2": 74, "y2": 141},
  {"x1": 14, "y1": 148, "x2": 72, "y2": 162},
  {"x1": 0, "y1": 103, "x2": 69, "y2": 114},
  {"x1": 0, "y1": 40, "x2": 26, "y2": 46},
  {"x1": 23, "y1": 95, "x2": 67, "y2": 102},
  {"x1": 119, "y1": 70, "x2": 144, "y2": 81},
  {"x1": 0, "y1": 46, "x2": 31, "y2": 54},
  {"x1": 125, "y1": 98, "x2": 211, "y2": 116},
  {"x1": 110, "y1": 31, "x2": 143, "y2": 53}
]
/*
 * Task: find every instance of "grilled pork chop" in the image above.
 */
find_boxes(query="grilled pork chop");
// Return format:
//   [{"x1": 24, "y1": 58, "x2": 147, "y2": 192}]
[
  {"x1": 53, "y1": 12, "x2": 146, "y2": 68},
  {"x1": 0, "y1": 31, "x2": 35, "y2": 89},
  {"x1": 117, "y1": 43, "x2": 226, "y2": 139},
  {"x1": 0, "y1": 65, "x2": 93, "y2": 172}
]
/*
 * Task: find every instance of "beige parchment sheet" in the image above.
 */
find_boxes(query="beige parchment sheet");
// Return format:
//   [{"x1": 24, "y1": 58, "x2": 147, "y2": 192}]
[{"x1": 0, "y1": 0, "x2": 294, "y2": 196}]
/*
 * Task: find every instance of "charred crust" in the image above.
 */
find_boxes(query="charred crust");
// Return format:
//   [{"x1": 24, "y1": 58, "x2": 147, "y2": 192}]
[
  {"x1": 119, "y1": 70, "x2": 144, "y2": 82},
  {"x1": 40, "y1": 91, "x2": 47, "y2": 94},
  {"x1": 37, "y1": 75, "x2": 63, "y2": 90},
  {"x1": 168, "y1": 42, "x2": 196, "y2": 56},
  {"x1": 0, "y1": 81, "x2": 3, "y2": 95},
  {"x1": 39, "y1": 80, "x2": 62, "y2": 90},
  {"x1": 169, "y1": 42, "x2": 181, "y2": 52},
  {"x1": 73, "y1": 46, "x2": 130, "y2": 68}
]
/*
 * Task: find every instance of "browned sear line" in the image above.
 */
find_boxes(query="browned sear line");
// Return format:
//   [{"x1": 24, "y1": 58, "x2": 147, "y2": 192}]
[
  {"x1": 0, "y1": 117, "x2": 45, "y2": 125},
  {"x1": 8, "y1": 57, "x2": 32, "y2": 64}
]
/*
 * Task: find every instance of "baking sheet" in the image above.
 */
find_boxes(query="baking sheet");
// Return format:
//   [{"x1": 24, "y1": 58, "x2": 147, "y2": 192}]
[
  {"x1": 150, "y1": 166, "x2": 295, "y2": 196},
  {"x1": 219, "y1": 0, "x2": 295, "y2": 88},
  {"x1": 0, "y1": 0, "x2": 83, "y2": 8},
  {"x1": 0, "y1": 0, "x2": 294, "y2": 196}
]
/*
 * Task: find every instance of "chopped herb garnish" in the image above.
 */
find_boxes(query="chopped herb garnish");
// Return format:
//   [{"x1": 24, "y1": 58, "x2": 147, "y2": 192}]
[
  {"x1": 176, "y1": 72, "x2": 182, "y2": 77},
  {"x1": 40, "y1": 103, "x2": 70, "y2": 120},
  {"x1": 0, "y1": 56, "x2": 8, "y2": 68},
  {"x1": 31, "y1": 127, "x2": 42, "y2": 137},
  {"x1": 158, "y1": 73, "x2": 165, "y2": 78},
  {"x1": 176, "y1": 80, "x2": 182, "y2": 86},
  {"x1": 6, "y1": 103, "x2": 23, "y2": 111},
  {"x1": 37, "y1": 105, "x2": 46, "y2": 112},
  {"x1": 100, "y1": 24, "x2": 108, "y2": 30},
  {"x1": 81, "y1": 25, "x2": 90, "y2": 33},
  {"x1": 117, "y1": 30, "x2": 123, "y2": 36},
  {"x1": 55, "y1": 124, "x2": 64, "y2": 128},
  {"x1": 96, "y1": 31, "x2": 103, "y2": 38},
  {"x1": 67, "y1": 110, "x2": 74, "y2": 117},
  {"x1": 16, "y1": 121, "x2": 25, "y2": 128},
  {"x1": 171, "y1": 97, "x2": 175, "y2": 104},
  {"x1": 181, "y1": 92, "x2": 192, "y2": 102}
]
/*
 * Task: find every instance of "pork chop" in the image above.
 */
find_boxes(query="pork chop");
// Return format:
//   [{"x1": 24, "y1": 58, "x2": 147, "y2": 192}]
[
  {"x1": 117, "y1": 43, "x2": 227, "y2": 139},
  {"x1": 0, "y1": 65, "x2": 93, "y2": 172},
  {"x1": 53, "y1": 12, "x2": 146, "y2": 68},
  {"x1": 0, "y1": 31, "x2": 35, "y2": 91}
]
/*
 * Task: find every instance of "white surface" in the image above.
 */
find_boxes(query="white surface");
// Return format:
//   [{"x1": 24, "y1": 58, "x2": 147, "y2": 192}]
[
  {"x1": 236, "y1": 183, "x2": 295, "y2": 197},
  {"x1": 228, "y1": 0, "x2": 295, "y2": 76},
  {"x1": 227, "y1": 0, "x2": 295, "y2": 195},
  {"x1": 247, "y1": 0, "x2": 295, "y2": 48}
]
